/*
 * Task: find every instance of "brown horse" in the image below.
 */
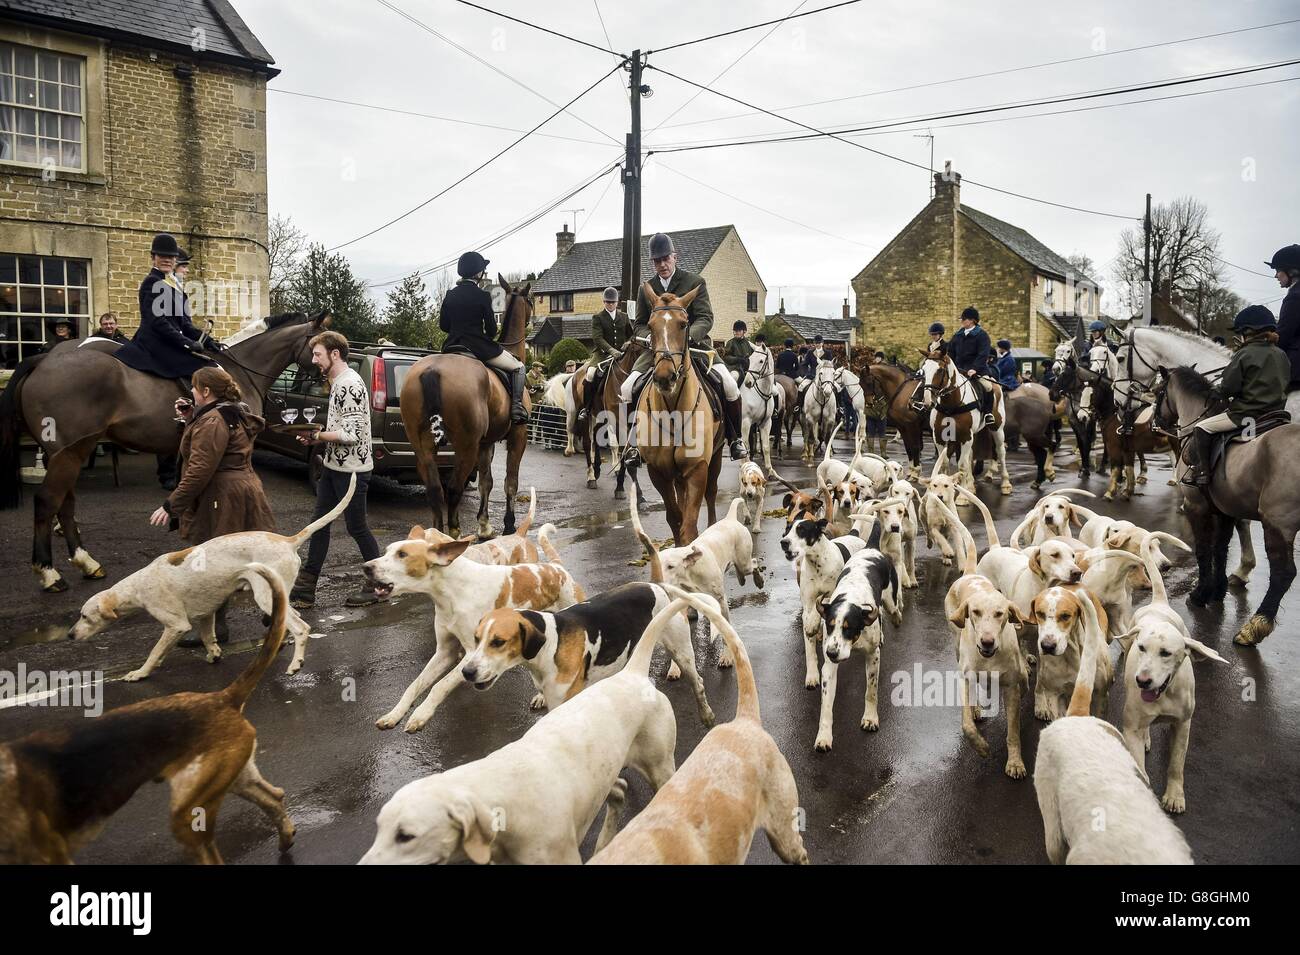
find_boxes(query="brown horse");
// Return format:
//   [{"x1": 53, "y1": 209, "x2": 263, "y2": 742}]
[
  {"x1": 571, "y1": 339, "x2": 644, "y2": 498},
  {"x1": 0, "y1": 311, "x2": 326, "y2": 591},
  {"x1": 400, "y1": 275, "x2": 531, "y2": 539},
  {"x1": 773, "y1": 373, "x2": 798, "y2": 457},
  {"x1": 999, "y1": 383, "x2": 1061, "y2": 489},
  {"x1": 634, "y1": 282, "x2": 722, "y2": 545},
  {"x1": 860, "y1": 361, "x2": 925, "y2": 480}
]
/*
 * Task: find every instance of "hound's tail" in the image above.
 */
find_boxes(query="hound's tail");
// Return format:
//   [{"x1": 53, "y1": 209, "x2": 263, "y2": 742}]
[
  {"x1": 822, "y1": 420, "x2": 843, "y2": 464},
  {"x1": 662, "y1": 584, "x2": 759, "y2": 723},
  {"x1": 628, "y1": 482, "x2": 664, "y2": 583},
  {"x1": 725, "y1": 495, "x2": 747, "y2": 526},
  {"x1": 516, "y1": 487, "x2": 536, "y2": 538},
  {"x1": 765, "y1": 467, "x2": 803, "y2": 497},
  {"x1": 223, "y1": 563, "x2": 287, "y2": 710},
  {"x1": 1065, "y1": 591, "x2": 1105, "y2": 717},
  {"x1": 954, "y1": 484, "x2": 1000, "y2": 550},
  {"x1": 537, "y1": 523, "x2": 562, "y2": 563},
  {"x1": 1139, "y1": 533, "x2": 1185, "y2": 608},
  {"x1": 287, "y1": 472, "x2": 356, "y2": 545},
  {"x1": 0, "y1": 355, "x2": 44, "y2": 510},
  {"x1": 926, "y1": 494, "x2": 978, "y2": 575}
]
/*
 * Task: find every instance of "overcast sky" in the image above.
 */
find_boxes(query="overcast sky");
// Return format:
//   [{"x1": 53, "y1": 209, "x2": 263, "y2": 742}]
[{"x1": 239, "y1": 0, "x2": 1299, "y2": 320}]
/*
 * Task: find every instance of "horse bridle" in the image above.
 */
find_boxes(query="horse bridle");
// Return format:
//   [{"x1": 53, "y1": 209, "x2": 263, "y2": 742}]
[{"x1": 744, "y1": 347, "x2": 774, "y2": 400}]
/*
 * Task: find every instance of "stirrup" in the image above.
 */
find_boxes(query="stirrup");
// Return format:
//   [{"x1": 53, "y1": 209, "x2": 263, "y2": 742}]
[
  {"x1": 983, "y1": 413, "x2": 995, "y2": 426},
  {"x1": 576, "y1": 407, "x2": 590, "y2": 425},
  {"x1": 621, "y1": 445, "x2": 641, "y2": 467},
  {"x1": 730, "y1": 438, "x2": 749, "y2": 461}
]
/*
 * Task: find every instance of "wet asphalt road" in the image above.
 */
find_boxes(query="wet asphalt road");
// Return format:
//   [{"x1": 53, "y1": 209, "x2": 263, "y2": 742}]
[{"x1": 1, "y1": 436, "x2": 1297, "y2": 865}]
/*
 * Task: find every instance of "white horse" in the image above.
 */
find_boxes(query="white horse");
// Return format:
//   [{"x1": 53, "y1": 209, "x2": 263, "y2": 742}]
[
  {"x1": 833, "y1": 364, "x2": 866, "y2": 444},
  {"x1": 801, "y1": 360, "x2": 839, "y2": 464},
  {"x1": 739, "y1": 343, "x2": 777, "y2": 471},
  {"x1": 918, "y1": 350, "x2": 1012, "y2": 499},
  {"x1": 545, "y1": 371, "x2": 577, "y2": 456}
]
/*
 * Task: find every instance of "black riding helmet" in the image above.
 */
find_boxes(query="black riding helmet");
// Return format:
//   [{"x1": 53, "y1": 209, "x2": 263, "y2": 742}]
[
  {"x1": 1233, "y1": 304, "x2": 1276, "y2": 331},
  {"x1": 960, "y1": 307, "x2": 980, "y2": 322},
  {"x1": 733, "y1": 320, "x2": 747, "y2": 332},
  {"x1": 929, "y1": 322, "x2": 945, "y2": 335},
  {"x1": 1265, "y1": 245, "x2": 1300, "y2": 272},
  {"x1": 457, "y1": 251, "x2": 489, "y2": 278}
]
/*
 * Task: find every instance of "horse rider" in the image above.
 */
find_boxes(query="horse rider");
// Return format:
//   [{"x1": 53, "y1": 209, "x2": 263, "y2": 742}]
[
  {"x1": 721, "y1": 320, "x2": 754, "y2": 381},
  {"x1": 439, "y1": 251, "x2": 528, "y2": 425},
  {"x1": 619, "y1": 231, "x2": 748, "y2": 462},
  {"x1": 949, "y1": 307, "x2": 995, "y2": 425},
  {"x1": 775, "y1": 337, "x2": 799, "y2": 378},
  {"x1": 1183, "y1": 305, "x2": 1291, "y2": 487},
  {"x1": 992, "y1": 339, "x2": 1020, "y2": 392},
  {"x1": 794, "y1": 334, "x2": 825, "y2": 399},
  {"x1": 1267, "y1": 244, "x2": 1300, "y2": 392},
  {"x1": 576, "y1": 286, "x2": 633, "y2": 427},
  {"x1": 928, "y1": 321, "x2": 946, "y2": 354}
]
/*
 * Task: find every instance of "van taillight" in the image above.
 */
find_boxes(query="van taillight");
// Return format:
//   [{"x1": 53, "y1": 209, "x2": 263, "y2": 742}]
[{"x1": 371, "y1": 357, "x2": 387, "y2": 410}]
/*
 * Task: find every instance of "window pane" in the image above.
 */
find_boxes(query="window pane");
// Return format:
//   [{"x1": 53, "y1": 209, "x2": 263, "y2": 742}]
[
  {"x1": 16, "y1": 108, "x2": 34, "y2": 134},
  {"x1": 14, "y1": 49, "x2": 35, "y2": 78},
  {"x1": 62, "y1": 141, "x2": 80, "y2": 169},
  {"x1": 16, "y1": 77, "x2": 35, "y2": 106},
  {"x1": 37, "y1": 53, "x2": 58, "y2": 81},
  {"x1": 19, "y1": 317, "x2": 43, "y2": 341},
  {"x1": 41, "y1": 258, "x2": 63, "y2": 284},
  {"x1": 18, "y1": 257, "x2": 40, "y2": 284},
  {"x1": 0, "y1": 283, "x2": 16, "y2": 311},
  {"x1": 61, "y1": 114, "x2": 80, "y2": 142},
  {"x1": 43, "y1": 287, "x2": 66, "y2": 314},
  {"x1": 61, "y1": 58, "x2": 80, "y2": 85},
  {"x1": 61, "y1": 85, "x2": 80, "y2": 114},
  {"x1": 0, "y1": 131, "x2": 11, "y2": 161},
  {"x1": 0, "y1": 257, "x2": 14, "y2": 283},
  {"x1": 0, "y1": 46, "x2": 11, "y2": 76},
  {"x1": 38, "y1": 137, "x2": 57, "y2": 163},
  {"x1": 0, "y1": 75, "x2": 11, "y2": 103},
  {"x1": 19, "y1": 286, "x2": 41, "y2": 311},
  {"x1": 15, "y1": 134, "x2": 35, "y2": 163},
  {"x1": 0, "y1": 316, "x2": 15, "y2": 341},
  {"x1": 66, "y1": 287, "x2": 86, "y2": 314},
  {"x1": 65, "y1": 260, "x2": 86, "y2": 286},
  {"x1": 38, "y1": 81, "x2": 57, "y2": 109}
]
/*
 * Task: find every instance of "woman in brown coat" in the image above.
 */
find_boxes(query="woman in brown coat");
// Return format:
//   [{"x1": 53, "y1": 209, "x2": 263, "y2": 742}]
[{"x1": 149, "y1": 366, "x2": 275, "y2": 541}]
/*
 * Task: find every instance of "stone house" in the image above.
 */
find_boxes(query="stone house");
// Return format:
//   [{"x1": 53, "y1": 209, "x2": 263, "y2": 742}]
[
  {"x1": 851, "y1": 164, "x2": 1102, "y2": 359},
  {"x1": 0, "y1": 0, "x2": 276, "y2": 365},
  {"x1": 530, "y1": 223, "x2": 766, "y2": 341}
]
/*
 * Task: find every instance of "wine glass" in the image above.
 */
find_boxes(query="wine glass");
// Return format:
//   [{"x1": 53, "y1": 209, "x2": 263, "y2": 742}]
[
  {"x1": 281, "y1": 408, "x2": 299, "y2": 426},
  {"x1": 303, "y1": 407, "x2": 317, "y2": 425}
]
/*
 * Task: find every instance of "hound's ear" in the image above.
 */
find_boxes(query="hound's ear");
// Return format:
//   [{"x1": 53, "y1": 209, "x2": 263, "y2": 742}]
[
  {"x1": 1069, "y1": 505, "x2": 1084, "y2": 529},
  {"x1": 1026, "y1": 546, "x2": 1044, "y2": 578},
  {"x1": 1184, "y1": 636, "x2": 1228, "y2": 664},
  {"x1": 449, "y1": 794, "x2": 495, "y2": 865},
  {"x1": 1115, "y1": 627, "x2": 1139, "y2": 655},
  {"x1": 815, "y1": 517, "x2": 829, "y2": 533},
  {"x1": 676, "y1": 285, "x2": 700, "y2": 309},
  {"x1": 518, "y1": 613, "x2": 548, "y2": 660},
  {"x1": 948, "y1": 598, "x2": 971, "y2": 630},
  {"x1": 681, "y1": 546, "x2": 704, "y2": 567},
  {"x1": 782, "y1": 492, "x2": 795, "y2": 510},
  {"x1": 99, "y1": 592, "x2": 119, "y2": 621},
  {"x1": 429, "y1": 539, "x2": 474, "y2": 566},
  {"x1": 1028, "y1": 592, "x2": 1045, "y2": 624},
  {"x1": 408, "y1": 524, "x2": 426, "y2": 541},
  {"x1": 1007, "y1": 603, "x2": 1029, "y2": 629}
]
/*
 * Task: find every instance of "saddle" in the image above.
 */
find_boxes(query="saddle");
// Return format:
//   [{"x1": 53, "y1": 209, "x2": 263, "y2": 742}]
[
  {"x1": 629, "y1": 348, "x2": 723, "y2": 420},
  {"x1": 441, "y1": 345, "x2": 511, "y2": 392},
  {"x1": 1209, "y1": 409, "x2": 1292, "y2": 474}
]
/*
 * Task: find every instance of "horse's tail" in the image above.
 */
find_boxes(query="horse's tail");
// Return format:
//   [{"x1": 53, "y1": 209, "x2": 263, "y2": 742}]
[
  {"x1": 419, "y1": 363, "x2": 444, "y2": 439},
  {"x1": 0, "y1": 354, "x2": 43, "y2": 510}
]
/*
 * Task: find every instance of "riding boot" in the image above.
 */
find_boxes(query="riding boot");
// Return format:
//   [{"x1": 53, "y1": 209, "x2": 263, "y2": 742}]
[
  {"x1": 980, "y1": 383, "x2": 995, "y2": 427},
  {"x1": 723, "y1": 397, "x2": 749, "y2": 461},
  {"x1": 1183, "y1": 429, "x2": 1215, "y2": 487},
  {"x1": 290, "y1": 569, "x2": 318, "y2": 610},
  {"x1": 156, "y1": 454, "x2": 178, "y2": 491},
  {"x1": 507, "y1": 367, "x2": 529, "y2": 424},
  {"x1": 576, "y1": 372, "x2": 599, "y2": 426}
]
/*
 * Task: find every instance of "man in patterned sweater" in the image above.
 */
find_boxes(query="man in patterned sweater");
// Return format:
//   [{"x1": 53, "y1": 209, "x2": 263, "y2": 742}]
[{"x1": 290, "y1": 330, "x2": 384, "y2": 608}]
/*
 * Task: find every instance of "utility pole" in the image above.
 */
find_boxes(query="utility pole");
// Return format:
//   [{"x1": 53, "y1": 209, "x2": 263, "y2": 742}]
[
  {"x1": 620, "y1": 51, "x2": 644, "y2": 311},
  {"x1": 914, "y1": 129, "x2": 934, "y2": 199},
  {"x1": 1142, "y1": 192, "x2": 1152, "y2": 324}
]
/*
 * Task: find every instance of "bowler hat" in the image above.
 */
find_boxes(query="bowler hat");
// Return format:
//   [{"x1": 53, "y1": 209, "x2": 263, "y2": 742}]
[{"x1": 150, "y1": 233, "x2": 182, "y2": 257}]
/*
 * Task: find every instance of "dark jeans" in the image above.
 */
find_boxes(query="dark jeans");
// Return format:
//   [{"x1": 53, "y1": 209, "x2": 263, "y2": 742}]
[
  {"x1": 866, "y1": 417, "x2": 887, "y2": 438},
  {"x1": 303, "y1": 468, "x2": 380, "y2": 580}
]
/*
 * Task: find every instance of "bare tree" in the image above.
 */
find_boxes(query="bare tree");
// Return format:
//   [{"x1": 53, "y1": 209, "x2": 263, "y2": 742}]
[
  {"x1": 1113, "y1": 196, "x2": 1222, "y2": 314},
  {"x1": 269, "y1": 215, "x2": 308, "y2": 315}
]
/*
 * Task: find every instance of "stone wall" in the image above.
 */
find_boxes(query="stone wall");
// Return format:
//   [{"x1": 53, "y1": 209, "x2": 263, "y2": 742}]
[{"x1": 0, "y1": 22, "x2": 270, "y2": 344}]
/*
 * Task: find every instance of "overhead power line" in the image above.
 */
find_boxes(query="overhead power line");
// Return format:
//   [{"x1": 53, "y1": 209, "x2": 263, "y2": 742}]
[
  {"x1": 655, "y1": 17, "x2": 1300, "y2": 130},
  {"x1": 648, "y1": 62, "x2": 1139, "y2": 220},
  {"x1": 329, "y1": 60, "x2": 626, "y2": 252},
  {"x1": 452, "y1": 0, "x2": 623, "y2": 57},
  {"x1": 270, "y1": 88, "x2": 611, "y2": 146},
  {"x1": 647, "y1": 57, "x2": 1300, "y2": 153},
  {"x1": 374, "y1": 0, "x2": 621, "y2": 146},
  {"x1": 648, "y1": 0, "x2": 864, "y2": 54}
]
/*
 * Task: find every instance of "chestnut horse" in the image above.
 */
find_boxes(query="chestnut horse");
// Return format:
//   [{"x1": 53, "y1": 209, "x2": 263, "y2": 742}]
[
  {"x1": 634, "y1": 282, "x2": 722, "y2": 544},
  {"x1": 400, "y1": 274, "x2": 530, "y2": 538},
  {"x1": 0, "y1": 311, "x2": 326, "y2": 591},
  {"x1": 859, "y1": 360, "x2": 925, "y2": 480}
]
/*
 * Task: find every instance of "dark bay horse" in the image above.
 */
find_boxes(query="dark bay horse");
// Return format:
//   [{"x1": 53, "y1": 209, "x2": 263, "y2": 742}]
[
  {"x1": 572, "y1": 339, "x2": 644, "y2": 498},
  {"x1": 0, "y1": 311, "x2": 326, "y2": 591},
  {"x1": 1000, "y1": 383, "x2": 1061, "y2": 489},
  {"x1": 860, "y1": 361, "x2": 924, "y2": 480},
  {"x1": 400, "y1": 274, "x2": 530, "y2": 538},
  {"x1": 773, "y1": 373, "x2": 797, "y2": 457},
  {"x1": 1153, "y1": 366, "x2": 1299, "y2": 646},
  {"x1": 1075, "y1": 364, "x2": 1170, "y2": 502},
  {"x1": 635, "y1": 282, "x2": 721, "y2": 545}
]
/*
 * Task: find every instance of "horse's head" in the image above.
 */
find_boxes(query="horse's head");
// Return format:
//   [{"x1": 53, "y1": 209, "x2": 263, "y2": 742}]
[
  {"x1": 497, "y1": 273, "x2": 533, "y2": 351},
  {"x1": 1077, "y1": 380, "x2": 1098, "y2": 424},
  {"x1": 743, "y1": 342, "x2": 772, "y2": 388},
  {"x1": 813, "y1": 359, "x2": 837, "y2": 398},
  {"x1": 1151, "y1": 364, "x2": 1216, "y2": 436},
  {"x1": 913, "y1": 349, "x2": 952, "y2": 412},
  {"x1": 642, "y1": 281, "x2": 698, "y2": 393}
]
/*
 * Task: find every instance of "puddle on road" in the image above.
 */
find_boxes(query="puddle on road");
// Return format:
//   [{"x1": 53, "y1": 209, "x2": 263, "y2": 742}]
[{"x1": 3, "y1": 622, "x2": 70, "y2": 651}]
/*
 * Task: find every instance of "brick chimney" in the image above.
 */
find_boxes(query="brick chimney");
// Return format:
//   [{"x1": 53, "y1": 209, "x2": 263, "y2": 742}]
[
  {"x1": 556, "y1": 223, "x2": 575, "y2": 259},
  {"x1": 933, "y1": 159, "x2": 961, "y2": 208},
  {"x1": 842, "y1": 297, "x2": 850, "y2": 320}
]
